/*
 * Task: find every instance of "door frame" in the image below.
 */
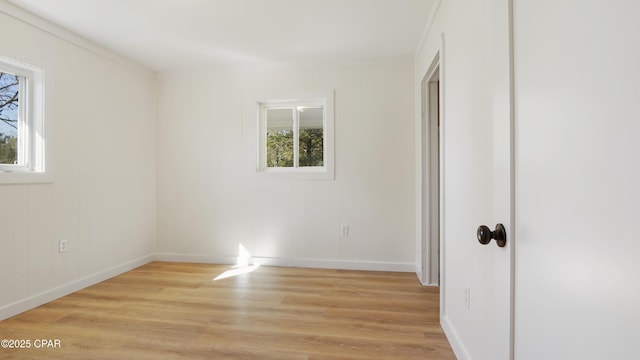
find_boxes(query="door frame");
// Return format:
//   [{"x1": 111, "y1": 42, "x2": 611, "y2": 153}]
[
  {"x1": 420, "y1": 52, "x2": 443, "y2": 286},
  {"x1": 486, "y1": 0, "x2": 516, "y2": 357}
]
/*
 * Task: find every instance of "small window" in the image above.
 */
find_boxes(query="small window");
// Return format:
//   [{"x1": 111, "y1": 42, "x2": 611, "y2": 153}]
[
  {"x1": 0, "y1": 57, "x2": 46, "y2": 182},
  {"x1": 258, "y1": 95, "x2": 334, "y2": 179}
]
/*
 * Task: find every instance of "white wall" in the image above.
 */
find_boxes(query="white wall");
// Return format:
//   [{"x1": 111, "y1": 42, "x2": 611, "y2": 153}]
[
  {"x1": 514, "y1": 0, "x2": 640, "y2": 358},
  {"x1": 0, "y1": 6, "x2": 156, "y2": 319},
  {"x1": 415, "y1": 0, "x2": 495, "y2": 358},
  {"x1": 155, "y1": 60, "x2": 416, "y2": 271}
]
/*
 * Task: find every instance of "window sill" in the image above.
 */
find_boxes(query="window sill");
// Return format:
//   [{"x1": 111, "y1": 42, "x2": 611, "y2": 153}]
[
  {"x1": 0, "y1": 170, "x2": 53, "y2": 185},
  {"x1": 257, "y1": 167, "x2": 334, "y2": 180}
]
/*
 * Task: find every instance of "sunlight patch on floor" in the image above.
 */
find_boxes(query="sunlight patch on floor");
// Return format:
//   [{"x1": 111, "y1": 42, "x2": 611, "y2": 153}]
[
  {"x1": 213, "y1": 243, "x2": 260, "y2": 281},
  {"x1": 213, "y1": 264, "x2": 260, "y2": 281}
]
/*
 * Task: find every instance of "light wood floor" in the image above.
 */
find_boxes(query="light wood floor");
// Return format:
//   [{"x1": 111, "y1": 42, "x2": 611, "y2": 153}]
[{"x1": 0, "y1": 262, "x2": 455, "y2": 359}]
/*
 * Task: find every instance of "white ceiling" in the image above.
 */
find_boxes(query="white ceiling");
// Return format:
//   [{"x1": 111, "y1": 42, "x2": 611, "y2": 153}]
[{"x1": 6, "y1": 0, "x2": 434, "y2": 72}]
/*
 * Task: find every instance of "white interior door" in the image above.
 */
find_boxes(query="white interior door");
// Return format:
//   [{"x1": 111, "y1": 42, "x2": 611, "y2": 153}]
[{"x1": 513, "y1": 1, "x2": 640, "y2": 358}]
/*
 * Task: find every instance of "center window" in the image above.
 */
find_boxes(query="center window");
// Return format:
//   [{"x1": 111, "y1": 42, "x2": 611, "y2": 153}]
[
  {"x1": 258, "y1": 96, "x2": 333, "y2": 179},
  {"x1": 265, "y1": 106, "x2": 324, "y2": 168}
]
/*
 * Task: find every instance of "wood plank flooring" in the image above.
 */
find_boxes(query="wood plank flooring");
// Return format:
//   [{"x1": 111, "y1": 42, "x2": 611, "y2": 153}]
[{"x1": 0, "y1": 262, "x2": 455, "y2": 359}]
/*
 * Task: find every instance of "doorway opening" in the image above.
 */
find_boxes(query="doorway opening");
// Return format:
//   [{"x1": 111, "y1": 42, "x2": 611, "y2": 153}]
[{"x1": 421, "y1": 56, "x2": 441, "y2": 286}]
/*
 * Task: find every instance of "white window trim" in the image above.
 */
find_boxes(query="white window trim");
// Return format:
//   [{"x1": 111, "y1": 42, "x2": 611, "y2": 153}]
[
  {"x1": 256, "y1": 91, "x2": 334, "y2": 180},
  {"x1": 0, "y1": 56, "x2": 49, "y2": 184}
]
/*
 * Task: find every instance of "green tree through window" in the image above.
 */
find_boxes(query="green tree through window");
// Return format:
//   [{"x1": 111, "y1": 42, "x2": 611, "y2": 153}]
[
  {"x1": 298, "y1": 128, "x2": 323, "y2": 167},
  {"x1": 266, "y1": 129, "x2": 294, "y2": 167},
  {"x1": 0, "y1": 72, "x2": 20, "y2": 165}
]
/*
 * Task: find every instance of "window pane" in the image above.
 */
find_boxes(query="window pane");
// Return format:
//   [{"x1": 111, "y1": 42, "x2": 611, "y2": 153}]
[
  {"x1": 0, "y1": 72, "x2": 20, "y2": 165},
  {"x1": 266, "y1": 108, "x2": 294, "y2": 168},
  {"x1": 298, "y1": 107, "x2": 323, "y2": 167}
]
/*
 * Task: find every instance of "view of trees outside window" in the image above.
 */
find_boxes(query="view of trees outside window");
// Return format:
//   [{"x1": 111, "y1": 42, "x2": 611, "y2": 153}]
[
  {"x1": 0, "y1": 72, "x2": 19, "y2": 165},
  {"x1": 266, "y1": 108, "x2": 294, "y2": 167},
  {"x1": 265, "y1": 106, "x2": 323, "y2": 168},
  {"x1": 266, "y1": 128, "x2": 294, "y2": 167},
  {"x1": 298, "y1": 107, "x2": 323, "y2": 167}
]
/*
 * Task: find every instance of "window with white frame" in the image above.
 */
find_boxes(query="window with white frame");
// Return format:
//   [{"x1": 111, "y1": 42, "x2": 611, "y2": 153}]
[
  {"x1": 257, "y1": 95, "x2": 334, "y2": 179},
  {"x1": 0, "y1": 57, "x2": 45, "y2": 177}
]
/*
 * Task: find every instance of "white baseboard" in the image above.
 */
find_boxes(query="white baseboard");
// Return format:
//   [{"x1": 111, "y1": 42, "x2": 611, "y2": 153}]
[
  {"x1": 152, "y1": 253, "x2": 236, "y2": 265},
  {"x1": 441, "y1": 314, "x2": 471, "y2": 360},
  {"x1": 152, "y1": 253, "x2": 415, "y2": 273},
  {"x1": 0, "y1": 255, "x2": 152, "y2": 321}
]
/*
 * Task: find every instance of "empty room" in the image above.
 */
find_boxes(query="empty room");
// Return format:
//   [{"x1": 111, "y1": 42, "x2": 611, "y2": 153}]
[{"x1": 1, "y1": 0, "x2": 638, "y2": 359}]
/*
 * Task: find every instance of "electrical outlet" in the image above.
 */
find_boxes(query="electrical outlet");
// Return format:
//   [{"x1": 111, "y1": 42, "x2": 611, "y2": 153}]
[
  {"x1": 59, "y1": 239, "x2": 68, "y2": 253},
  {"x1": 340, "y1": 225, "x2": 349, "y2": 237}
]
